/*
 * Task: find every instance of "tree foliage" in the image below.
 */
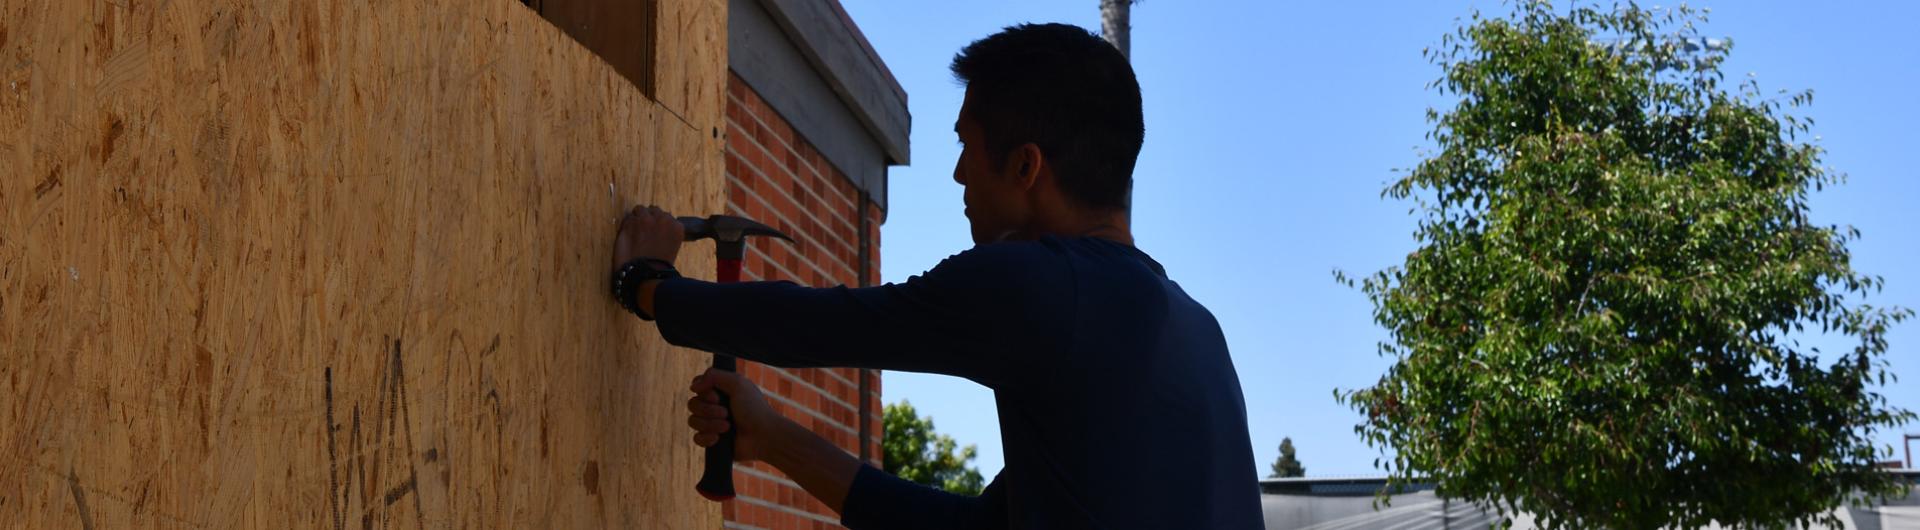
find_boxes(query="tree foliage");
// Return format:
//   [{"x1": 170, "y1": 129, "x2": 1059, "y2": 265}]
[
  {"x1": 883, "y1": 401, "x2": 985, "y2": 496},
  {"x1": 1269, "y1": 437, "x2": 1306, "y2": 478},
  {"x1": 1336, "y1": 2, "x2": 1913, "y2": 528}
]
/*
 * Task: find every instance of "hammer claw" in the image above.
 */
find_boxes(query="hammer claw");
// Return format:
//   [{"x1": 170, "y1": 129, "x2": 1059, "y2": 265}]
[{"x1": 678, "y1": 215, "x2": 796, "y2": 244}]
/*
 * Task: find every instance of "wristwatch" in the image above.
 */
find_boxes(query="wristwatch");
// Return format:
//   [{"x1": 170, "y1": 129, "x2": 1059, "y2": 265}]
[{"x1": 611, "y1": 258, "x2": 680, "y2": 320}]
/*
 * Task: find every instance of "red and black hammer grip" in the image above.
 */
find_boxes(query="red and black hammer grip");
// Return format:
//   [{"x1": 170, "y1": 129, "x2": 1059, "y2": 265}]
[
  {"x1": 715, "y1": 258, "x2": 743, "y2": 283},
  {"x1": 695, "y1": 355, "x2": 741, "y2": 501},
  {"x1": 696, "y1": 256, "x2": 747, "y2": 500}
]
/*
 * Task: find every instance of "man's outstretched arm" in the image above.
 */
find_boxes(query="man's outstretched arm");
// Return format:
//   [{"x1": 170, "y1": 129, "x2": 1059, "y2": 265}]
[
  {"x1": 688, "y1": 369, "x2": 1007, "y2": 530},
  {"x1": 617, "y1": 206, "x2": 1069, "y2": 387}
]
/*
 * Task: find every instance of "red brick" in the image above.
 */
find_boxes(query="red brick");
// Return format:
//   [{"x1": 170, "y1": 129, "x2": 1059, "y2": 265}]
[
  {"x1": 722, "y1": 73, "x2": 890, "y2": 530},
  {"x1": 729, "y1": 73, "x2": 749, "y2": 99}
]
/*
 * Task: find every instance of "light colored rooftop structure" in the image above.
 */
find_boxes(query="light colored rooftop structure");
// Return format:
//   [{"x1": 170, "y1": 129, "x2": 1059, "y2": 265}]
[{"x1": 1260, "y1": 472, "x2": 1920, "y2": 529}]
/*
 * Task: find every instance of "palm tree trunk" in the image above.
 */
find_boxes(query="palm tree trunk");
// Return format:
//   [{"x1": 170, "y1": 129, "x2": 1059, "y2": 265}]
[{"x1": 1100, "y1": 0, "x2": 1131, "y2": 60}]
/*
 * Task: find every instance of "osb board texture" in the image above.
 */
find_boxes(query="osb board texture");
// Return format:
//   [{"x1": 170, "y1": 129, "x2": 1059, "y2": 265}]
[
  {"x1": 0, "y1": 0, "x2": 729, "y2": 528},
  {"x1": 654, "y1": 0, "x2": 725, "y2": 133}
]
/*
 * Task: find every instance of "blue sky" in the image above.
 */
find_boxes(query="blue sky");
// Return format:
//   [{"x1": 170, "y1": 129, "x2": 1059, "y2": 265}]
[{"x1": 839, "y1": 0, "x2": 1920, "y2": 478}]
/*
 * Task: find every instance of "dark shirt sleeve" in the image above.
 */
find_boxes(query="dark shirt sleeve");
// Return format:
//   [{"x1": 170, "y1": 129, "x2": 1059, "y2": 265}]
[
  {"x1": 841, "y1": 466, "x2": 1008, "y2": 530},
  {"x1": 652, "y1": 243, "x2": 1066, "y2": 386}
]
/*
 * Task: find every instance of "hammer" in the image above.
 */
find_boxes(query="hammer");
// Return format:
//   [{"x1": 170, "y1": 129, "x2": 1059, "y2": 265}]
[{"x1": 678, "y1": 214, "x2": 794, "y2": 501}]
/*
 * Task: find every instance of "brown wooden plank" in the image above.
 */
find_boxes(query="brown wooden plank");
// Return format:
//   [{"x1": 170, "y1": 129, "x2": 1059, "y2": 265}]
[{"x1": 529, "y1": 0, "x2": 659, "y2": 97}]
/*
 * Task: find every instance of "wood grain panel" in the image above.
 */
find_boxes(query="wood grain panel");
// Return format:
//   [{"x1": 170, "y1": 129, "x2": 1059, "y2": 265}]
[
  {"x1": 0, "y1": 0, "x2": 727, "y2": 527},
  {"x1": 655, "y1": 0, "x2": 728, "y2": 134}
]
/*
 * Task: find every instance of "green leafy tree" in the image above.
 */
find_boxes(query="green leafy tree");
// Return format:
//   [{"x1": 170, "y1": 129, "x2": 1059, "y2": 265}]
[
  {"x1": 883, "y1": 401, "x2": 985, "y2": 495},
  {"x1": 1269, "y1": 437, "x2": 1306, "y2": 478},
  {"x1": 1336, "y1": 2, "x2": 1913, "y2": 528}
]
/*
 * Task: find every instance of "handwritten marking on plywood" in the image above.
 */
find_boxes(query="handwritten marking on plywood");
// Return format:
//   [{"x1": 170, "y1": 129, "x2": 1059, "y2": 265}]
[{"x1": 0, "y1": 0, "x2": 728, "y2": 528}]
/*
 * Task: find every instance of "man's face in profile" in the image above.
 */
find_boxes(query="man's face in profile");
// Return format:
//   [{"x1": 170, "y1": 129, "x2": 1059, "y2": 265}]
[{"x1": 952, "y1": 89, "x2": 1028, "y2": 245}]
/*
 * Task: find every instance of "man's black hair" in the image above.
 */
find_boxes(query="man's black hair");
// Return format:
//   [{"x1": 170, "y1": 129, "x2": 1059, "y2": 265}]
[{"x1": 951, "y1": 23, "x2": 1143, "y2": 212}]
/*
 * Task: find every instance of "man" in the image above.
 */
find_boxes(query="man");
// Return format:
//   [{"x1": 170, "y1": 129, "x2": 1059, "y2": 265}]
[{"x1": 612, "y1": 23, "x2": 1262, "y2": 529}]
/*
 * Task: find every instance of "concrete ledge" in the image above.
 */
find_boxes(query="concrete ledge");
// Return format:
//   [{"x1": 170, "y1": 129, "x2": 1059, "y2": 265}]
[
  {"x1": 753, "y1": 0, "x2": 908, "y2": 166},
  {"x1": 728, "y1": 0, "x2": 908, "y2": 213}
]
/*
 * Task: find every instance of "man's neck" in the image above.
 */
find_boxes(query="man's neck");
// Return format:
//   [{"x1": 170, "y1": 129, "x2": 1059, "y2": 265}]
[{"x1": 1014, "y1": 208, "x2": 1133, "y2": 246}]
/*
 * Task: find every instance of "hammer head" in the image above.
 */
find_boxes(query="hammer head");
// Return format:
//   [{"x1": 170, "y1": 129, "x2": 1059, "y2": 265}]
[{"x1": 678, "y1": 215, "x2": 794, "y2": 245}]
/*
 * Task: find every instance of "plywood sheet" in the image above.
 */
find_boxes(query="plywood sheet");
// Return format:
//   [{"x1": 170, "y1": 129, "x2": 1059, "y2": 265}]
[
  {"x1": 656, "y1": 0, "x2": 728, "y2": 134},
  {"x1": 0, "y1": 0, "x2": 727, "y2": 527}
]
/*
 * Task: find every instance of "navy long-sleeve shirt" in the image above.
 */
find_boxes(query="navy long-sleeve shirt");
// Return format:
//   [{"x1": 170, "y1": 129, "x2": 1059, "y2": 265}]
[{"x1": 655, "y1": 235, "x2": 1263, "y2": 529}]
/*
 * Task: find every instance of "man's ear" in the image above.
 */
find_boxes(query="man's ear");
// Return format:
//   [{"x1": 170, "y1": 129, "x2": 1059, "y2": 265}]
[{"x1": 1007, "y1": 142, "x2": 1045, "y2": 190}]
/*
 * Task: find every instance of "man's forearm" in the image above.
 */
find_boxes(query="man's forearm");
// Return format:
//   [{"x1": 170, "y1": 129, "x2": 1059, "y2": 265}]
[
  {"x1": 639, "y1": 279, "x2": 663, "y2": 319},
  {"x1": 761, "y1": 416, "x2": 863, "y2": 514},
  {"x1": 644, "y1": 277, "x2": 858, "y2": 510}
]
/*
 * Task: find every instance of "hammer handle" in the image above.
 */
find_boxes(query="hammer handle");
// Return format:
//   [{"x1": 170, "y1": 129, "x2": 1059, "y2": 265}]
[
  {"x1": 716, "y1": 258, "x2": 742, "y2": 283},
  {"x1": 695, "y1": 354, "x2": 739, "y2": 501},
  {"x1": 695, "y1": 256, "x2": 746, "y2": 501}
]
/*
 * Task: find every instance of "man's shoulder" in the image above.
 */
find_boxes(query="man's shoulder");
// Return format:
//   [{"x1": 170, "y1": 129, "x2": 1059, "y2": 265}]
[
  {"x1": 917, "y1": 237, "x2": 1166, "y2": 294},
  {"x1": 931, "y1": 240, "x2": 1071, "y2": 275},
  {"x1": 895, "y1": 241, "x2": 1081, "y2": 307}
]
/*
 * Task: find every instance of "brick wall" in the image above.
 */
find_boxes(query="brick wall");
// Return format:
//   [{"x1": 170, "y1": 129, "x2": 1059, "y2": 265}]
[{"x1": 720, "y1": 71, "x2": 885, "y2": 530}]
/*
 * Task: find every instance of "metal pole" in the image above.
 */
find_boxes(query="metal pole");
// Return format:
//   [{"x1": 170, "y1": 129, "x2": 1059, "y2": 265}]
[
  {"x1": 857, "y1": 191, "x2": 874, "y2": 465},
  {"x1": 1906, "y1": 433, "x2": 1918, "y2": 469}
]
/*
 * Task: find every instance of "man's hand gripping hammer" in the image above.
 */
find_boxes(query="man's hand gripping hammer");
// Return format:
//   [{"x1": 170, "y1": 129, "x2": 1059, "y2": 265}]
[{"x1": 678, "y1": 215, "x2": 794, "y2": 500}]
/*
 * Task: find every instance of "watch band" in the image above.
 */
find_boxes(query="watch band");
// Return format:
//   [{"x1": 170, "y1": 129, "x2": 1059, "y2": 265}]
[{"x1": 612, "y1": 258, "x2": 680, "y2": 320}]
